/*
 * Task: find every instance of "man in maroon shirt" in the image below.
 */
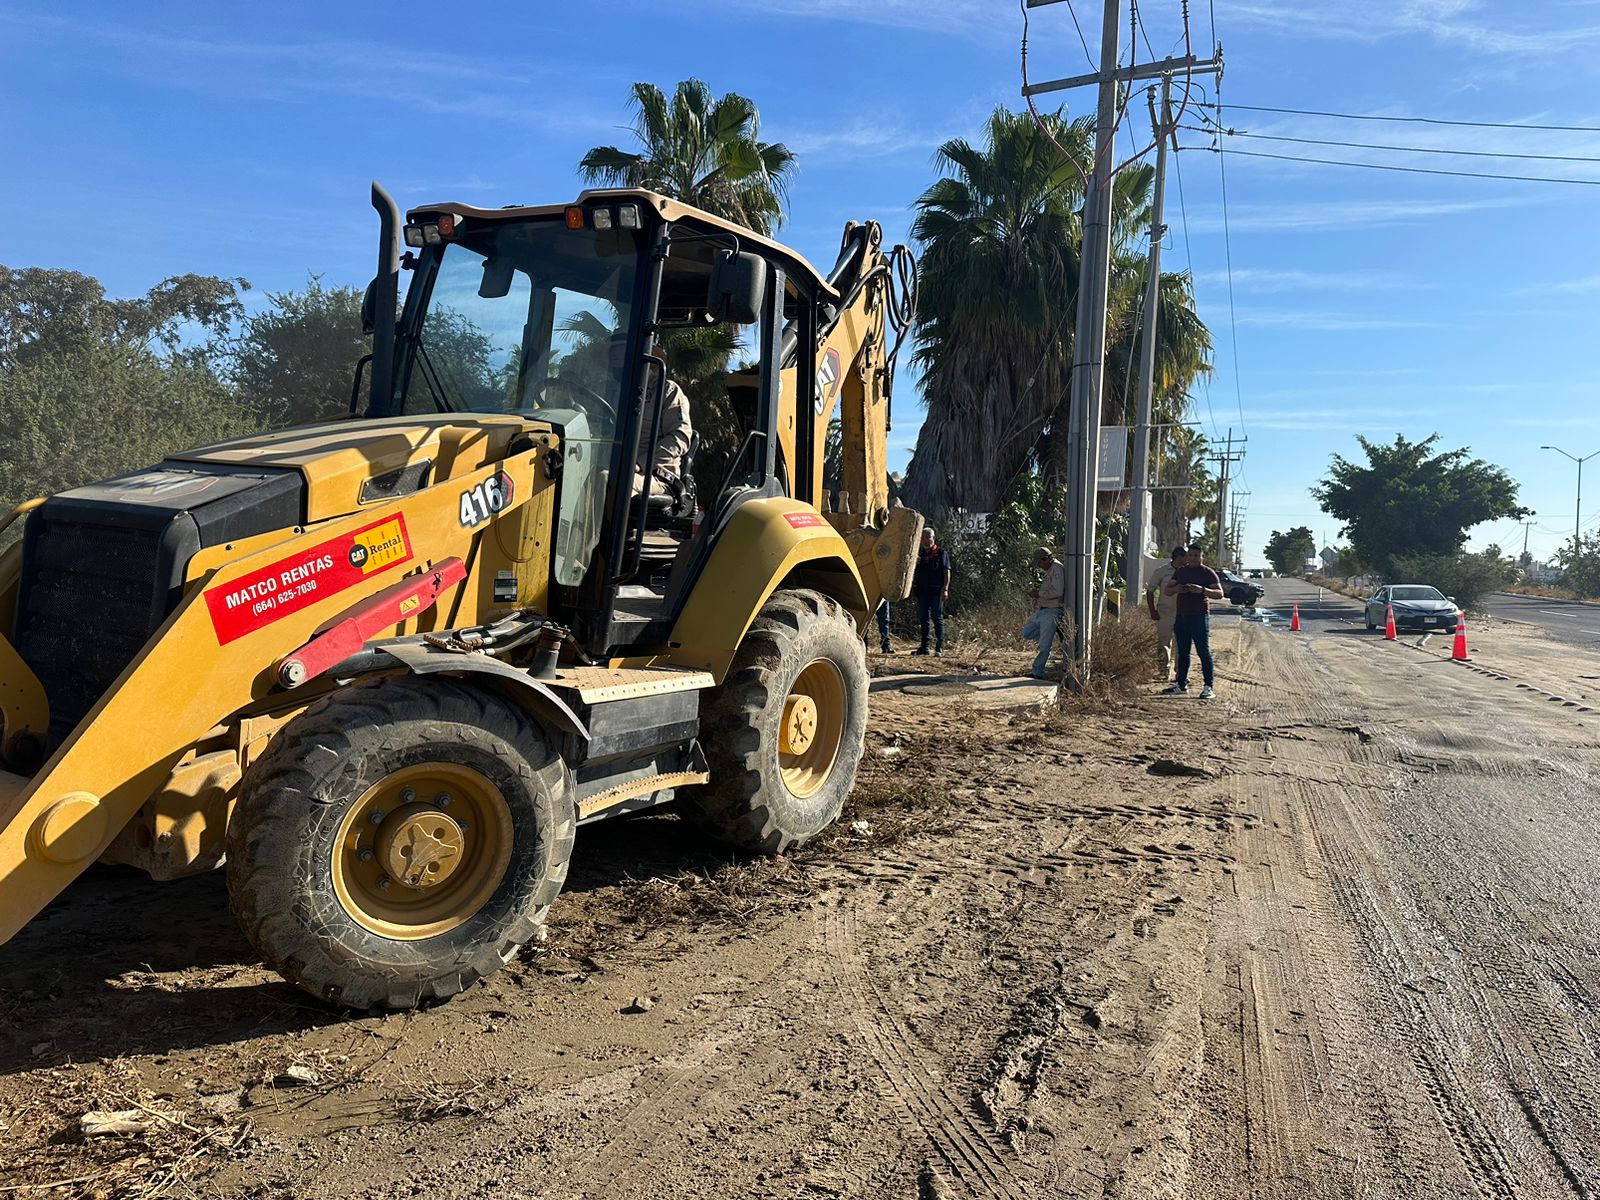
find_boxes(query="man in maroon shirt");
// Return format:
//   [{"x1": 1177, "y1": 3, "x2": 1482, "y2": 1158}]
[{"x1": 1162, "y1": 545, "x2": 1224, "y2": 699}]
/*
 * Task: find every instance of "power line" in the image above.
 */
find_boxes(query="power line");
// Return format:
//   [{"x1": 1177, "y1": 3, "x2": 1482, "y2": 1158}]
[
  {"x1": 1195, "y1": 101, "x2": 1600, "y2": 134},
  {"x1": 1063, "y1": 0, "x2": 1096, "y2": 69},
  {"x1": 1215, "y1": 95, "x2": 1247, "y2": 438},
  {"x1": 1192, "y1": 125, "x2": 1600, "y2": 166},
  {"x1": 1203, "y1": 145, "x2": 1600, "y2": 187}
]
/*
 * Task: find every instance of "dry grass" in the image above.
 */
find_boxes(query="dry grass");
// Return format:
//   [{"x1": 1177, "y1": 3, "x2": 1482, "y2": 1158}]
[
  {"x1": 1305, "y1": 573, "x2": 1367, "y2": 601},
  {"x1": 0, "y1": 1063, "x2": 255, "y2": 1200},
  {"x1": 1502, "y1": 583, "x2": 1587, "y2": 601},
  {"x1": 392, "y1": 1072, "x2": 504, "y2": 1125},
  {"x1": 617, "y1": 857, "x2": 807, "y2": 932}
]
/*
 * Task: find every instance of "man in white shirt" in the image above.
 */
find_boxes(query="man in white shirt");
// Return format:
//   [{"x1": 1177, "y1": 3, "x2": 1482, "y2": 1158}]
[
  {"x1": 1145, "y1": 547, "x2": 1184, "y2": 680},
  {"x1": 1023, "y1": 546, "x2": 1066, "y2": 679}
]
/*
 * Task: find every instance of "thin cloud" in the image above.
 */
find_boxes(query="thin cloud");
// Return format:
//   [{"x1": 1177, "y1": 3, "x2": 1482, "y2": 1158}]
[
  {"x1": 1194, "y1": 267, "x2": 1420, "y2": 292},
  {"x1": 1218, "y1": 0, "x2": 1600, "y2": 55},
  {"x1": 1186, "y1": 194, "x2": 1533, "y2": 233},
  {"x1": 1232, "y1": 310, "x2": 1444, "y2": 331},
  {"x1": 711, "y1": 0, "x2": 997, "y2": 38}
]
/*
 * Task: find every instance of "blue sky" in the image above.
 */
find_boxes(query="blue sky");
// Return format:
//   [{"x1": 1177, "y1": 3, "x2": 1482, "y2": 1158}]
[{"x1": 6, "y1": 1, "x2": 1600, "y2": 565}]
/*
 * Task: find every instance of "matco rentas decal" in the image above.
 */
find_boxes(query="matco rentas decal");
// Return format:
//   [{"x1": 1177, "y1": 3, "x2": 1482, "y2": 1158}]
[{"x1": 204, "y1": 516, "x2": 413, "y2": 645}]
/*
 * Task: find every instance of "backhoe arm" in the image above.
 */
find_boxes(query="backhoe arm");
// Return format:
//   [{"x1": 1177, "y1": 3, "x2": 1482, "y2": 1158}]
[{"x1": 805, "y1": 222, "x2": 922, "y2": 608}]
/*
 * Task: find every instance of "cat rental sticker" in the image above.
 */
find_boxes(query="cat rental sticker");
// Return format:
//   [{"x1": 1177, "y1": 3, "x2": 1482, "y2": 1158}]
[{"x1": 205, "y1": 515, "x2": 413, "y2": 644}]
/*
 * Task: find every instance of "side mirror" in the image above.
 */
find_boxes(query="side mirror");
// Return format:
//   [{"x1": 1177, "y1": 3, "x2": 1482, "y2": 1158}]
[
  {"x1": 361, "y1": 278, "x2": 379, "y2": 336},
  {"x1": 479, "y1": 257, "x2": 515, "y2": 299},
  {"x1": 706, "y1": 250, "x2": 766, "y2": 324}
]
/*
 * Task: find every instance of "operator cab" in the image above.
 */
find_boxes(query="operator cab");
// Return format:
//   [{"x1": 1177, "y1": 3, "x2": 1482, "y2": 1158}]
[{"x1": 367, "y1": 190, "x2": 832, "y2": 662}]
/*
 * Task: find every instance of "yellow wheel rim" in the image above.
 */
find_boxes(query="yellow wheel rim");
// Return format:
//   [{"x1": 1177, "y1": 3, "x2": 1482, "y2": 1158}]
[
  {"x1": 330, "y1": 762, "x2": 514, "y2": 941},
  {"x1": 779, "y1": 659, "x2": 847, "y2": 799}
]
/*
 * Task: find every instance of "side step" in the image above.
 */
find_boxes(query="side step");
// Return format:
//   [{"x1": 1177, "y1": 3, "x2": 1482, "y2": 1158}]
[{"x1": 544, "y1": 667, "x2": 715, "y2": 826}]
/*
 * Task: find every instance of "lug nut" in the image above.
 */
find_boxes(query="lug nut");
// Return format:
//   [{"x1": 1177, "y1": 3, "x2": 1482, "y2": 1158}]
[
  {"x1": 377, "y1": 875, "x2": 392, "y2": 890},
  {"x1": 458, "y1": 822, "x2": 469, "y2": 835},
  {"x1": 436, "y1": 793, "x2": 451, "y2": 808},
  {"x1": 369, "y1": 810, "x2": 385, "y2": 824},
  {"x1": 358, "y1": 848, "x2": 374, "y2": 862},
  {"x1": 400, "y1": 788, "x2": 416, "y2": 803}
]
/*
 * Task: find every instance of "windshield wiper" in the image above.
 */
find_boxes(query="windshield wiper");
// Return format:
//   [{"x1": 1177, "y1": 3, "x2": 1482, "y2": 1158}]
[{"x1": 412, "y1": 337, "x2": 460, "y2": 414}]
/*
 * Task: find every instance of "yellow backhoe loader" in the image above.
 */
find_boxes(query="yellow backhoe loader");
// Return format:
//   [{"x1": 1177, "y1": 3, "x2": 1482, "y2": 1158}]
[{"x1": 0, "y1": 185, "x2": 921, "y2": 1008}]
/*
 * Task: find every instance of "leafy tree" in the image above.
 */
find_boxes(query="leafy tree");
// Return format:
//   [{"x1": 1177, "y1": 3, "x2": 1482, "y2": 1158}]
[
  {"x1": 227, "y1": 276, "x2": 366, "y2": 426},
  {"x1": 1264, "y1": 526, "x2": 1316, "y2": 574},
  {"x1": 579, "y1": 82, "x2": 794, "y2": 499},
  {"x1": 899, "y1": 107, "x2": 1211, "y2": 519},
  {"x1": 1555, "y1": 533, "x2": 1600, "y2": 598},
  {"x1": 1313, "y1": 434, "x2": 1528, "y2": 577},
  {"x1": 1390, "y1": 549, "x2": 1515, "y2": 611},
  {"x1": 1, "y1": 267, "x2": 256, "y2": 537},
  {"x1": 578, "y1": 80, "x2": 796, "y2": 236}
]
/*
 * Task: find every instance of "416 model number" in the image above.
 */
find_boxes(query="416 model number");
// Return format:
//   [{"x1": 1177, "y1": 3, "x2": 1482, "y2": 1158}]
[{"x1": 460, "y1": 471, "x2": 516, "y2": 527}]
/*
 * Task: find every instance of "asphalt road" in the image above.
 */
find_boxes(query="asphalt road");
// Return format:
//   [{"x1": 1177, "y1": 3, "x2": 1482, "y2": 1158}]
[{"x1": 1481, "y1": 591, "x2": 1600, "y2": 646}]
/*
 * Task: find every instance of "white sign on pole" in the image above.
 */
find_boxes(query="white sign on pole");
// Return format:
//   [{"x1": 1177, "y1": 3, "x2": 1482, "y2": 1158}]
[{"x1": 1096, "y1": 425, "x2": 1128, "y2": 491}]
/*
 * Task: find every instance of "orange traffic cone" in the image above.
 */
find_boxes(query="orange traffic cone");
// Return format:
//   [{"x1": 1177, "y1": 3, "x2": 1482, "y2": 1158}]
[
  {"x1": 1384, "y1": 604, "x2": 1397, "y2": 640},
  {"x1": 1452, "y1": 613, "x2": 1469, "y2": 661},
  {"x1": 1290, "y1": 603, "x2": 1300, "y2": 631}
]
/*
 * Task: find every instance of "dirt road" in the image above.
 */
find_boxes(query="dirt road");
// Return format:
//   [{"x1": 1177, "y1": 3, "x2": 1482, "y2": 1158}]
[{"x1": 4, "y1": 593, "x2": 1600, "y2": 1198}]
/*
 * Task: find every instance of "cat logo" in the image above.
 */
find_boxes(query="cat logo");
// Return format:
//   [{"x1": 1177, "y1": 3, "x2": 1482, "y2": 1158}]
[{"x1": 814, "y1": 348, "x2": 842, "y2": 416}]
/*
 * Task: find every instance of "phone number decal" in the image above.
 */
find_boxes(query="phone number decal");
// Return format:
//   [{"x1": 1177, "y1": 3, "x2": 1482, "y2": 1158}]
[{"x1": 204, "y1": 515, "x2": 413, "y2": 645}]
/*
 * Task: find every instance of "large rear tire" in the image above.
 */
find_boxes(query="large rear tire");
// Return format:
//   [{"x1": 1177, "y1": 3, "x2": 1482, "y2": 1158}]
[
  {"x1": 689, "y1": 588, "x2": 869, "y2": 853},
  {"x1": 226, "y1": 677, "x2": 574, "y2": 1010}
]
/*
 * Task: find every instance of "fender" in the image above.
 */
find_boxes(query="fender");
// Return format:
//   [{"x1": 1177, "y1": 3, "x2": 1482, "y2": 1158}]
[
  {"x1": 377, "y1": 641, "x2": 588, "y2": 739},
  {"x1": 659, "y1": 497, "x2": 870, "y2": 680}
]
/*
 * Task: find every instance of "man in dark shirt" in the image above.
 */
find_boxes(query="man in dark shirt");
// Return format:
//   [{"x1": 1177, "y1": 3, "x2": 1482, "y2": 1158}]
[
  {"x1": 1162, "y1": 545, "x2": 1224, "y2": 699},
  {"x1": 911, "y1": 527, "x2": 952, "y2": 655}
]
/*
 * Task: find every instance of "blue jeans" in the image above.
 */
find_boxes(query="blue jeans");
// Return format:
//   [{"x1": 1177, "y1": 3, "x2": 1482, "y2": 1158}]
[
  {"x1": 916, "y1": 594, "x2": 944, "y2": 650},
  {"x1": 1173, "y1": 612, "x2": 1214, "y2": 688},
  {"x1": 875, "y1": 601, "x2": 891, "y2": 651},
  {"x1": 1022, "y1": 606, "x2": 1063, "y2": 677}
]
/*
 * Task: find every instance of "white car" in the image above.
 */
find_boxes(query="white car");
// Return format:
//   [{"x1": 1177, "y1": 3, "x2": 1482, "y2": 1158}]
[{"x1": 1364, "y1": 584, "x2": 1461, "y2": 633}]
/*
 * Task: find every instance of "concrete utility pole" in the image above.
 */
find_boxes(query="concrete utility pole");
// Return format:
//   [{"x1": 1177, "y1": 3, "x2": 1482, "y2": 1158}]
[
  {"x1": 1062, "y1": 0, "x2": 1119, "y2": 685},
  {"x1": 1205, "y1": 429, "x2": 1246, "y2": 569},
  {"x1": 1124, "y1": 54, "x2": 1222, "y2": 606},
  {"x1": 1023, "y1": 0, "x2": 1221, "y2": 681}
]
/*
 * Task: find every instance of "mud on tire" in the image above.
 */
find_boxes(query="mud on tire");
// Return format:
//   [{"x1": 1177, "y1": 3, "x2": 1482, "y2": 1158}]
[
  {"x1": 688, "y1": 588, "x2": 869, "y2": 853},
  {"x1": 226, "y1": 677, "x2": 575, "y2": 1010}
]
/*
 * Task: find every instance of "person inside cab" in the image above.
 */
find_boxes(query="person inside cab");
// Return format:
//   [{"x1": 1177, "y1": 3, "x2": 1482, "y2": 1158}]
[{"x1": 609, "y1": 333, "x2": 693, "y2": 505}]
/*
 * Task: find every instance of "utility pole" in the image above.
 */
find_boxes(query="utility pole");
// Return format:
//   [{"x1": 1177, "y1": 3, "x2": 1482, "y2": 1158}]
[
  {"x1": 1024, "y1": 0, "x2": 1221, "y2": 681},
  {"x1": 1520, "y1": 516, "x2": 1537, "y2": 564},
  {"x1": 1124, "y1": 57, "x2": 1223, "y2": 606},
  {"x1": 1205, "y1": 429, "x2": 1245, "y2": 569}
]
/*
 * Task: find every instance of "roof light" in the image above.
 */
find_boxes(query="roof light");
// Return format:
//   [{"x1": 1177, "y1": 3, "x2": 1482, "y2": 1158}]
[
  {"x1": 592, "y1": 207, "x2": 613, "y2": 230},
  {"x1": 403, "y1": 225, "x2": 425, "y2": 248},
  {"x1": 617, "y1": 203, "x2": 640, "y2": 229},
  {"x1": 437, "y1": 214, "x2": 457, "y2": 238},
  {"x1": 564, "y1": 205, "x2": 586, "y2": 230},
  {"x1": 422, "y1": 224, "x2": 443, "y2": 246}
]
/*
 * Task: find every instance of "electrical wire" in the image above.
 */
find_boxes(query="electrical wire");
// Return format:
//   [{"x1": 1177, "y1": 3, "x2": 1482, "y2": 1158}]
[
  {"x1": 1214, "y1": 71, "x2": 1247, "y2": 438},
  {"x1": 1190, "y1": 125, "x2": 1600, "y2": 165},
  {"x1": 1202, "y1": 145, "x2": 1600, "y2": 186},
  {"x1": 1063, "y1": 0, "x2": 1096, "y2": 69},
  {"x1": 1193, "y1": 101, "x2": 1600, "y2": 134},
  {"x1": 1020, "y1": 0, "x2": 1093, "y2": 190}
]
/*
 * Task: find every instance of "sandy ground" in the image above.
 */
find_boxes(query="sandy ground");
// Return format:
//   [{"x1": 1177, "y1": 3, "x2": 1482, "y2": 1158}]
[{"x1": 3, "y1": 590, "x2": 1600, "y2": 1198}]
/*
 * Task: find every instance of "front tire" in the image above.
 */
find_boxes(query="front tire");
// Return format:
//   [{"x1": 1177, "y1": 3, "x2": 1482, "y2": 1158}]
[
  {"x1": 689, "y1": 589, "x2": 869, "y2": 853},
  {"x1": 226, "y1": 677, "x2": 575, "y2": 1010}
]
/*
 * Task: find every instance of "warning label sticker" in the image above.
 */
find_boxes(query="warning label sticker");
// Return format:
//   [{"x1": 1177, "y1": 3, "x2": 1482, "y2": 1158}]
[
  {"x1": 205, "y1": 515, "x2": 413, "y2": 645},
  {"x1": 783, "y1": 512, "x2": 827, "y2": 529}
]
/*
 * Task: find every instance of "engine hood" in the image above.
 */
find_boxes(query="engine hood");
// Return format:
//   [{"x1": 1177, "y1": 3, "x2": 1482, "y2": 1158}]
[{"x1": 172, "y1": 414, "x2": 557, "y2": 523}]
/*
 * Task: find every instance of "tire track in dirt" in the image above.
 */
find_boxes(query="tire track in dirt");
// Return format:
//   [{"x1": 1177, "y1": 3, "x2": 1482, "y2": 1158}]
[{"x1": 1219, "y1": 616, "x2": 1599, "y2": 1198}]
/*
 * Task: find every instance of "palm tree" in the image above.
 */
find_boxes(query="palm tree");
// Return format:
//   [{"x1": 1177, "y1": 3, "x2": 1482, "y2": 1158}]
[
  {"x1": 900, "y1": 107, "x2": 1212, "y2": 522},
  {"x1": 578, "y1": 80, "x2": 795, "y2": 236}
]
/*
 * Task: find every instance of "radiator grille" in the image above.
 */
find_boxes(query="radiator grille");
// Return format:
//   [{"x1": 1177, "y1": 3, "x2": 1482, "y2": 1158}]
[{"x1": 14, "y1": 515, "x2": 169, "y2": 746}]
